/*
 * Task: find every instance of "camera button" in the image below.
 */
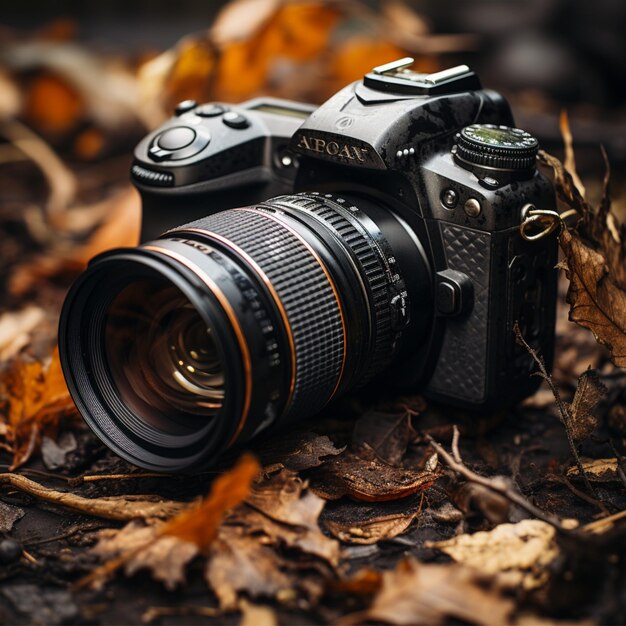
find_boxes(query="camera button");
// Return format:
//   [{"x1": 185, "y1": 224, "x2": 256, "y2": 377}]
[
  {"x1": 223, "y1": 112, "x2": 250, "y2": 129},
  {"x1": 156, "y1": 127, "x2": 196, "y2": 151},
  {"x1": 174, "y1": 100, "x2": 198, "y2": 115},
  {"x1": 196, "y1": 104, "x2": 228, "y2": 117}
]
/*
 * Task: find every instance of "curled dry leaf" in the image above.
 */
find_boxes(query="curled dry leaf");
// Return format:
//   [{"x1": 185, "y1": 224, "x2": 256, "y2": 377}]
[
  {"x1": 0, "y1": 347, "x2": 77, "y2": 469},
  {"x1": 84, "y1": 454, "x2": 260, "y2": 590},
  {"x1": 207, "y1": 470, "x2": 340, "y2": 609},
  {"x1": 566, "y1": 368, "x2": 606, "y2": 442},
  {"x1": 566, "y1": 458, "x2": 622, "y2": 483},
  {"x1": 322, "y1": 494, "x2": 423, "y2": 545},
  {"x1": 541, "y1": 118, "x2": 626, "y2": 367},
  {"x1": 309, "y1": 446, "x2": 438, "y2": 502},
  {"x1": 427, "y1": 520, "x2": 559, "y2": 592},
  {"x1": 343, "y1": 558, "x2": 514, "y2": 626}
]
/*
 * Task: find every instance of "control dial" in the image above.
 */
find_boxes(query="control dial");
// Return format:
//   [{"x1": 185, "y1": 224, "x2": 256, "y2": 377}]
[{"x1": 454, "y1": 124, "x2": 538, "y2": 172}]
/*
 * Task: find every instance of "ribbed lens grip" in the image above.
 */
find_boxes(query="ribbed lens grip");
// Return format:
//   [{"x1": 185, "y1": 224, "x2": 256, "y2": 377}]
[
  {"x1": 173, "y1": 208, "x2": 345, "y2": 418},
  {"x1": 268, "y1": 194, "x2": 396, "y2": 381}
]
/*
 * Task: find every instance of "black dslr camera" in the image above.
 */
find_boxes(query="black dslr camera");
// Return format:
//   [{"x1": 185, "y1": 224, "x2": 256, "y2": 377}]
[{"x1": 59, "y1": 59, "x2": 557, "y2": 472}]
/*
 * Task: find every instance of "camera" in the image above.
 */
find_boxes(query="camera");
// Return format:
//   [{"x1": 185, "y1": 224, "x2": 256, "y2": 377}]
[{"x1": 59, "y1": 59, "x2": 558, "y2": 472}]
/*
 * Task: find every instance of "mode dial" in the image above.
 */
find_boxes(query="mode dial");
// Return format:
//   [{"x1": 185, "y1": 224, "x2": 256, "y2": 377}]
[{"x1": 454, "y1": 124, "x2": 538, "y2": 172}]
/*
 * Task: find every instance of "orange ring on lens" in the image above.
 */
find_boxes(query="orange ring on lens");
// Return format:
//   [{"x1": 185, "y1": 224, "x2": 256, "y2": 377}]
[
  {"x1": 238, "y1": 208, "x2": 347, "y2": 401},
  {"x1": 144, "y1": 245, "x2": 252, "y2": 445},
  {"x1": 180, "y1": 228, "x2": 298, "y2": 410}
]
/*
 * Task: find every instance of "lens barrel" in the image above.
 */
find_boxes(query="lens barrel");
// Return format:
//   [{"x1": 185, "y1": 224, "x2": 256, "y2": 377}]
[{"x1": 59, "y1": 193, "x2": 430, "y2": 471}]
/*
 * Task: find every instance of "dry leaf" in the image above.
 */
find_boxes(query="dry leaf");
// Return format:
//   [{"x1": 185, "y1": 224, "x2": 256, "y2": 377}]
[
  {"x1": 566, "y1": 368, "x2": 606, "y2": 442},
  {"x1": 541, "y1": 120, "x2": 626, "y2": 367},
  {"x1": 309, "y1": 446, "x2": 438, "y2": 502},
  {"x1": 84, "y1": 454, "x2": 260, "y2": 590},
  {"x1": 239, "y1": 600, "x2": 278, "y2": 626},
  {"x1": 351, "y1": 409, "x2": 420, "y2": 466},
  {"x1": 163, "y1": 453, "x2": 261, "y2": 549},
  {"x1": 9, "y1": 186, "x2": 141, "y2": 297},
  {"x1": 255, "y1": 431, "x2": 345, "y2": 472},
  {"x1": 428, "y1": 520, "x2": 559, "y2": 591},
  {"x1": 344, "y1": 558, "x2": 514, "y2": 626},
  {"x1": 566, "y1": 458, "x2": 622, "y2": 483},
  {"x1": 0, "y1": 347, "x2": 77, "y2": 468},
  {"x1": 0, "y1": 306, "x2": 45, "y2": 361},
  {"x1": 93, "y1": 522, "x2": 198, "y2": 591},
  {"x1": 0, "y1": 500, "x2": 25, "y2": 533},
  {"x1": 322, "y1": 494, "x2": 422, "y2": 545},
  {"x1": 207, "y1": 470, "x2": 339, "y2": 609}
]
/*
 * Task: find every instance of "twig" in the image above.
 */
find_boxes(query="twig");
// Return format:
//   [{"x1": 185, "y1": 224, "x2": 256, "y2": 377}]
[
  {"x1": 427, "y1": 426, "x2": 568, "y2": 532},
  {"x1": 21, "y1": 549, "x2": 39, "y2": 565},
  {"x1": 0, "y1": 473, "x2": 186, "y2": 521},
  {"x1": 550, "y1": 473, "x2": 609, "y2": 515},
  {"x1": 69, "y1": 472, "x2": 165, "y2": 487},
  {"x1": 513, "y1": 322, "x2": 598, "y2": 499},
  {"x1": 584, "y1": 509, "x2": 626, "y2": 534},
  {"x1": 25, "y1": 524, "x2": 105, "y2": 547}
]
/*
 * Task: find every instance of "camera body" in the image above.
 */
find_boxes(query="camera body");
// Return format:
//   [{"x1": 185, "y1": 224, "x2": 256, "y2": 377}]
[{"x1": 131, "y1": 61, "x2": 557, "y2": 412}]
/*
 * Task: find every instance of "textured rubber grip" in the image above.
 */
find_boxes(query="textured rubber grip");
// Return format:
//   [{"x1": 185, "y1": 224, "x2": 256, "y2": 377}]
[{"x1": 174, "y1": 208, "x2": 345, "y2": 418}]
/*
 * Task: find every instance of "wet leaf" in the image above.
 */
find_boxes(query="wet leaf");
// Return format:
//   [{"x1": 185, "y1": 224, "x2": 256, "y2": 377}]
[
  {"x1": 344, "y1": 558, "x2": 514, "y2": 626},
  {"x1": 566, "y1": 368, "x2": 606, "y2": 442},
  {"x1": 322, "y1": 494, "x2": 423, "y2": 545},
  {"x1": 428, "y1": 520, "x2": 559, "y2": 591},
  {"x1": 309, "y1": 446, "x2": 438, "y2": 502},
  {"x1": 0, "y1": 347, "x2": 77, "y2": 468}
]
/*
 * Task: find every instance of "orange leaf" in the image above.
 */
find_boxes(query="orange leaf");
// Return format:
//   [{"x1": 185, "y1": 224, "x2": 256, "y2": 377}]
[
  {"x1": 164, "y1": 453, "x2": 261, "y2": 550},
  {"x1": 0, "y1": 346, "x2": 77, "y2": 468}
]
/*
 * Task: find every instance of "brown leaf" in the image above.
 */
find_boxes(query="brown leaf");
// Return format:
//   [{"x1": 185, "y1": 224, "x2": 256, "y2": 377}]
[
  {"x1": 255, "y1": 430, "x2": 345, "y2": 472},
  {"x1": 239, "y1": 600, "x2": 278, "y2": 626},
  {"x1": 207, "y1": 470, "x2": 339, "y2": 609},
  {"x1": 559, "y1": 228, "x2": 626, "y2": 367},
  {"x1": 344, "y1": 558, "x2": 515, "y2": 626},
  {"x1": 9, "y1": 187, "x2": 141, "y2": 297},
  {"x1": 92, "y1": 522, "x2": 198, "y2": 591},
  {"x1": 0, "y1": 307, "x2": 46, "y2": 361},
  {"x1": 0, "y1": 500, "x2": 25, "y2": 533},
  {"x1": 566, "y1": 368, "x2": 606, "y2": 442},
  {"x1": 0, "y1": 347, "x2": 77, "y2": 468},
  {"x1": 351, "y1": 409, "x2": 420, "y2": 466},
  {"x1": 83, "y1": 454, "x2": 260, "y2": 590},
  {"x1": 566, "y1": 458, "x2": 622, "y2": 483},
  {"x1": 322, "y1": 494, "x2": 423, "y2": 545},
  {"x1": 309, "y1": 446, "x2": 438, "y2": 502}
]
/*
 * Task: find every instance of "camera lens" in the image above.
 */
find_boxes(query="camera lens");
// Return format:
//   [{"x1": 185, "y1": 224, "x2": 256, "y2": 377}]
[
  {"x1": 105, "y1": 278, "x2": 225, "y2": 425},
  {"x1": 59, "y1": 193, "x2": 431, "y2": 471}
]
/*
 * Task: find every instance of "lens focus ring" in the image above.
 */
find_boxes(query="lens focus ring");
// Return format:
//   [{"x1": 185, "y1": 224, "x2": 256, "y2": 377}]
[{"x1": 172, "y1": 208, "x2": 345, "y2": 419}]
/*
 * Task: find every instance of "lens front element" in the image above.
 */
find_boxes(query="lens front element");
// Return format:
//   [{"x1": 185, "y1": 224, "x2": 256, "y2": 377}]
[{"x1": 105, "y1": 278, "x2": 225, "y2": 430}]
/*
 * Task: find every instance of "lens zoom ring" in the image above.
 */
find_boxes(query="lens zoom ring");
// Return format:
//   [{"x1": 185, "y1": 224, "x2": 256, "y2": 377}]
[
  {"x1": 270, "y1": 194, "x2": 395, "y2": 381},
  {"x1": 177, "y1": 209, "x2": 345, "y2": 417}
]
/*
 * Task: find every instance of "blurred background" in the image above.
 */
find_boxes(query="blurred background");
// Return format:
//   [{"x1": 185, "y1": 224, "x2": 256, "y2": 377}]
[{"x1": 0, "y1": 0, "x2": 625, "y2": 311}]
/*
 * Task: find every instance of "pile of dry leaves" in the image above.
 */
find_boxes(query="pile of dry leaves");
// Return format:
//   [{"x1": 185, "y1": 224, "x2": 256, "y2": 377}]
[{"x1": 1, "y1": 1, "x2": 626, "y2": 625}]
